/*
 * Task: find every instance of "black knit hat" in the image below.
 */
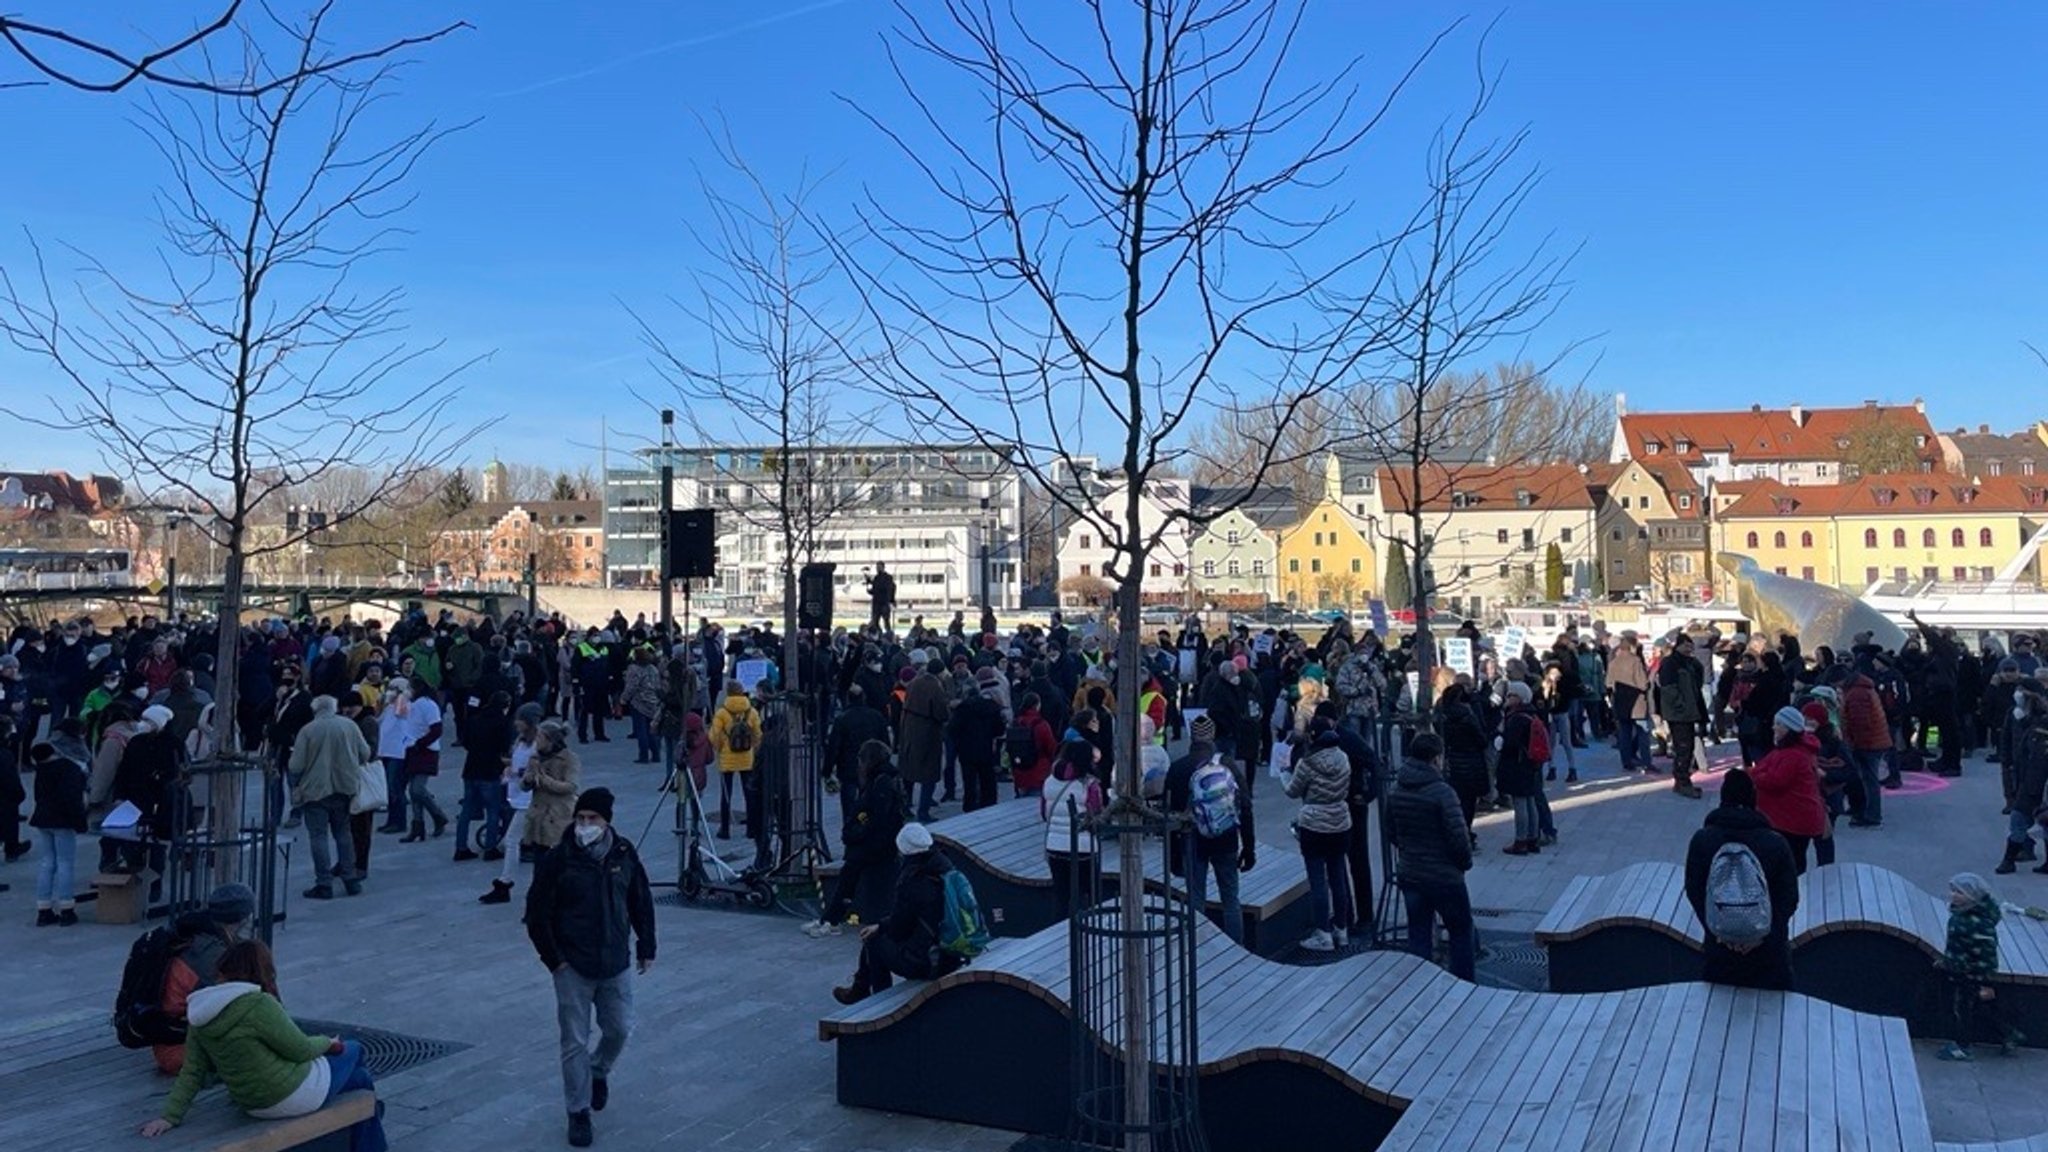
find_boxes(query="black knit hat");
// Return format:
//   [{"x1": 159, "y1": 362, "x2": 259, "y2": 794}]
[{"x1": 574, "y1": 787, "x2": 616, "y2": 823}]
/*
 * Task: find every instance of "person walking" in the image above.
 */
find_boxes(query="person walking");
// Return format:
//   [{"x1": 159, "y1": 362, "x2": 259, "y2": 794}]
[
  {"x1": 621, "y1": 648, "x2": 663, "y2": 764},
  {"x1": 1041, "y1": 739, "x2": 1104, "y2": 919},
  {"x1": 1386, "y1": 733, "x2": 1476, "y2": 980},
  {"x1": 1840, "y1": 670, "x2": 1892, "y2": 827},
  {"x1": 1683, "y1": 768, "x2": 1800, "y2": 990},
  {"x1": 454, "y1": 691, "x2": 513, "y2": 863},
  {"x1": 1609, "y1": 634, "x2": 1655, "y2": 772},
  {"x1": 1283, "y1": 716, "x2": 1354, "y2": 951},
  {"x1": 373, "y1": 679, "x2": 412, "y2": 835},
  {"x1": 287, "y1": 695, "x2": 367, "y2": 899},
  {"x1": 525, "y1": 788, "x2": 657, "y2": 1148},
  {"x1": 1751, "y1": 705, "x2": 1827, "y2": 874}
]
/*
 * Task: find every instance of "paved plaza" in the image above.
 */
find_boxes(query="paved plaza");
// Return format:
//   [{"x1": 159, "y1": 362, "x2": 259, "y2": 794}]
[{"x1": 3, "y1": 727, "x2": 2047, "y2": 1148}]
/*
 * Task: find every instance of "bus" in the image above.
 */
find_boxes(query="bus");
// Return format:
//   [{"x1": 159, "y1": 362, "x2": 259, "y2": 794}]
[{"x1": 0, "y1": 547, "x2": 135, "y2": 590}]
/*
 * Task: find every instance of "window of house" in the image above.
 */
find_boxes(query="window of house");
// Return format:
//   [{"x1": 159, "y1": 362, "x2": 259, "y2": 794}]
[
  {"x1": 1746, "y1": 532, "x2": 1760, "y2": 548},
  {"x1": 1954, "y1": 566, "x2": 1968, "y2": 581},
  {"x1": 1892, "y1": 566, "x2": 1907, "y2": 581},
  {"x1": 1313, "y1": 531, "x2": 1323, "y2": 546},
  {"x1": 1775, "y1": 567, "x2": 1787, "y2": 576},
  {"x1": 1865, "y1": 567, "x2": 1879, "y2": 584},
  {"x1": 1671, "y1": 555, "x2": 1692, "y2": 576},
  {"x1": 1952, "y1": 528, "x2": 1966, "y2": 548},
  {"x1": 2025, "y1": 461, "x2": 2038, "y2": 476},
  {"x1": 1646, "y1": 440, "x2": 1661, "y2": 454},
  {"x1": 1921, "y1": 528, "x2": 1936, "y2": 548},
  {"x1": 1611, "y1": 529, "x2": 1622, "y2": 541},
  {"x1": 1150, "y1": 564, "x2": 1162, "y2": 577},
  {"x1": 1678, "y1": 494, "x2": 1693, "y2": 510},
  {"x1": 1524, "y1": 563, "x2": 1536, "y2": 577},
  {"x1": 1459, "y1": 565, "x2": 1471, "y2": 578},
  {"x1": 1981, "y1": 528, "x2": 1995, "y2": 547},
  {"x1": 1227, "y1": 560, "x2": 1240, "y2": 576},
  {"x1": 1864, "y1": 528, "x2": 1878, "y2": 548},
  {"x1": 1203, "y1": 560, "x2": 1216, "y2": 577},
  {"x1": 1080, "y1": 534, "x2": 1093, "y2": 549},
  {"x1": 1892, "y1": 528, "x2": 1906, "y2": 548},
  {"x1": 1497, "y1": 563, "x2": 1510, "y2": 578},
  {"x1": 1252, "y1": 560, "x2": 1265, "y2": 576},
  {"x1": 1991, "y1": 460, "x2": 2004, "y2": 476},
  {"x1": 1289, "y1": 559, "x2": 1299, "y2": 573},
  {"x1": 1800, "y1": 531, "x2": 1813, "y2": 548},
  {"x1": 1561, "y1": 527, "x2": 1573, "y2": 543},
  {"x1": 1801, "y1": 566, "x2": 1815, "y2": 581},
  {"x1": 1773, "y1": 531, "x2": 1786, "y2": 548},
  {"x1": 1080, "y1": 564, "x2": 1091, "y2": 576},
  {"x1": 1915, "y1": 435, "x2": 1928, "y2": 448},
  {"x1": 1173, "y1": 564, "x2": 1184, "y2": 576},
  {"x1": 1351, "y1": 558, "x2": 1362, "y2": 573},
  {"x1": 1521, "y1": 528, "x2": 1534, "y2": 548},
  {"x1": 1676, "y1": 439, "x2": 1692, "y2": 453},
  {"x1": 1816, "y1": 463, "x2": 1831, "y2": 478},
  {"x1": 1311, "y1": 559, "x2": 1322, "y2": 573},
  {"x1": 1496, "y1": 529, "x2": 1509, "y2": 544},
  {"x1": 1226, "y1": 530, "x2": 1240, "y2": 546}
]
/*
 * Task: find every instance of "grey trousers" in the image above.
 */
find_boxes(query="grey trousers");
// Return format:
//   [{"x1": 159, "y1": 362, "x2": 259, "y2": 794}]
[
  {"x1": 302, "y1": 793, "x2": 357, "y2": 884},
  {"x1": 553, "y1": 966, "x2": 634, "y2": 1114}
]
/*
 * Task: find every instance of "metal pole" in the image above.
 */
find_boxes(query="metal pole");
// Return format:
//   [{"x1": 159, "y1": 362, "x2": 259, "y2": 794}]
[
  {"x1": 526, "y1": 552, "x2": 538, "y2": 619},
  {"x1": 165, "y1": 556, "x2": 178, "y2": 618},
  {"x1": 660, "y1": 409, "x2": 675, "y2": 642}
]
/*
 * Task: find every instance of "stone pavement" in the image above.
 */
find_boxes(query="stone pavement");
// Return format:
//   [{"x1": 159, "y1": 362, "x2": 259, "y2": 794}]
[{"x1": 2, "y1": 723, "x2": 2046, "y2": 1148}]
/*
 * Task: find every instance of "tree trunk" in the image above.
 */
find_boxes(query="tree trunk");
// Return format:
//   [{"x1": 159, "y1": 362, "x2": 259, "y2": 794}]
[
  {"x1": 208, "y1": 538, "x2": 249, "y2": 890},
  {"x1": 1115, "y1": 490, "x2": 1150, "y2": 1151}
]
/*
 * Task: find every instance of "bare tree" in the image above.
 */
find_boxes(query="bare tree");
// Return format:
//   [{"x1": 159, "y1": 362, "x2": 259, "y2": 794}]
[
  {"x1": 1345, "y1": 65, "x2": 1579, "y2": 723},
  {"x1": 630, "y1": 124, "x2": 877, "y2": 694},
  {"x1": 0, "y1": 1, "x2": 464, "y2": 94},
  {"x1": 0, "y1": 7, "x2": 484, "y2": 752},
  {"x1": 829, "y1": 3, "x2": 1460, "y2": 1141}
]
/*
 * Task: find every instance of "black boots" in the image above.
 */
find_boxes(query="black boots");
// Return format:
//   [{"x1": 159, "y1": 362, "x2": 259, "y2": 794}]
[
  {"x1": 479, "y1": 880, "x2": 513, "y2": 904},
  {"x1": 1998, "y1": 841, "x2": 2024, "y2": 875},
  {"x1": 400, "y1": 820, "x2": 426, "y2": 844}
]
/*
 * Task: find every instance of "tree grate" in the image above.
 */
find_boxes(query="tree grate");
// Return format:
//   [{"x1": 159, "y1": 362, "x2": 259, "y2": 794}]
[{"x1": 293, "y1": 1018, "x2": 470, "y2": 1078}]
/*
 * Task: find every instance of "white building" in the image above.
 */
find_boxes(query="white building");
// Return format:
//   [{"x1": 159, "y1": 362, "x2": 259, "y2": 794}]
[
  {"x1": 603, "y1": 443, "x2": 1024, "y2": 613},
  {"x1": 1050, "y1": 459, "x2": 1193, "y2": 606}
]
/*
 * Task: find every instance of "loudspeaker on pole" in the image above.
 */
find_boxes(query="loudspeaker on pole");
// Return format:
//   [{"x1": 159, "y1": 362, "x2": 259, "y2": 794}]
[{"x1": 668, "y1": 509, "x2": 717, "y2": 580}]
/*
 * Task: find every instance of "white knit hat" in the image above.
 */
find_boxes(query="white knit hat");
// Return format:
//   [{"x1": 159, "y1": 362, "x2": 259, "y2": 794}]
[{"x1": 896, "y1": 822, "x2": 934, "y2": 856}]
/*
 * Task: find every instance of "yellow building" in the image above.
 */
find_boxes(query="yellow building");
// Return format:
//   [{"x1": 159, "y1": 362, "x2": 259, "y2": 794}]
[
  {"x1": 1716, "y1": 475, "x2": 2048, "y2": 590},
  {"x1": 1276, "y1": 497, "x2": 1377, "y2": 610}
]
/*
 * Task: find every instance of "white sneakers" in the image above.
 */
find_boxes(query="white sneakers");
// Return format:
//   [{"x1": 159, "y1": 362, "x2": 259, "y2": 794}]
[
  {"x1": 1333, "y1": 928, "x2": 1349, "y2": 948},
  {"x1": 1301, "y1": 929, "x2": 1335, "y2": 952},
  {"x1": 801, "y1": 919, "x2": 843, "y2": 938}
]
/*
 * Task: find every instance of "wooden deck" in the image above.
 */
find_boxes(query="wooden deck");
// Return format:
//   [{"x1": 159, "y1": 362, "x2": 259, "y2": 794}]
[
  {"x1": 821, "y1": 916, "x2": 1943, "y2": 1152},
  {"x1": 926, "y1": 797, "x2": 1312, "y2": 954}
]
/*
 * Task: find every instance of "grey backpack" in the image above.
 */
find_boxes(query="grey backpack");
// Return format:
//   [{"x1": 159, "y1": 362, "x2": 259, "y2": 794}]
[{"x1": 1705, "y1": 842, "x2": 1772, "y2": 951}]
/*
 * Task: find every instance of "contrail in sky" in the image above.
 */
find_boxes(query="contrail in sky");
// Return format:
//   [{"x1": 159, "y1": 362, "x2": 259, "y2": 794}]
[{"x1": 494, "y1": 0, "x2": 857, "y2": 99}]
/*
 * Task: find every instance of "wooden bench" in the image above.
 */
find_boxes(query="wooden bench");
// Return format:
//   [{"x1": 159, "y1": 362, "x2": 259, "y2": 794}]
[
  {"x1": 927, "y1": 797, "x2": 1311, "y2": 956},
  {"x1": 0, "y1": 1008, "x2": 376, "y2": 1152},
  {"x1": 822, "y1": 914, "x2": 1941, "y2": 1152},
  {"x1": 1538, "y1": 861, "x2": 2048, "y2": 1047},
  {"x1": 1939, "y1": 1138, "x2": 2048, "y2": 1152}
]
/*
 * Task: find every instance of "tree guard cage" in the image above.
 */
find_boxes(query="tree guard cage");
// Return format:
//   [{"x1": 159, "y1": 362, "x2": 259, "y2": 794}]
[
  {"x1": 755, "y1": 690, "x2": 830, "y2": 885},
  {"x1": 166, "y1": 753, "x2": 284, "y2": 944},
  {"x1": 1066, "y1": 808, "x2": 1206, "y2": 1152},
  {"x1": 1368, "y1": 716, "x2": 1413, "y2": 952}
]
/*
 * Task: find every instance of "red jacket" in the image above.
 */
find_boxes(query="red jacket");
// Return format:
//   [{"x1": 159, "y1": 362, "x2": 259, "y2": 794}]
[
  {"x1": 1840, "y1": 675, "x2": 1891, "y2": 752},
  {"x1": 1010, "y1": 708, "x2": 1057, "y2": 794},
  {"x1": 1752, "y1": 731, "x2": 1828, "y2": 838}
]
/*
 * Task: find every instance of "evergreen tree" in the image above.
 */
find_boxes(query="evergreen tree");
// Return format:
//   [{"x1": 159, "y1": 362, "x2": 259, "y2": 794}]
[
  {"x1": 1384, "y1": 539, "x2": 1413, "y2": 612},
  {"x1": 440, "y1": 467, "x2": 476, "y2": 515},
  {"x1": 1544, "y1": 542, "x2": 1566, "y2": 601},
  {"x1": 550, "y1": 472, "x2": 580, "y2": 501}
]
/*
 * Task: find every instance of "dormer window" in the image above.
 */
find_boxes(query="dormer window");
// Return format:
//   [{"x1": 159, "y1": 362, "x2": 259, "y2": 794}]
[
  {"x1": 1514, "y1": 489, "x2": 1533, "y2": 508},
  {"x1": 1835, "y1": 437, "x2": 1850, "y2": 450},
  {"x1": 1450, "y1": 492, "x2": 1473, "y2": 509},
  {"x1": 1872, "y1": 487, "x2": 1895, "y2": 507},
  {"x1": 1915, "y1": 435, "x2": 1929, "y2": 448},
  {"x1": 1645, "y1": 440, "x2": 1662, "y2": 454},
  {"x1": 1954, "y1": 487, "x2": 1978, "y2": 505},
  {"x1": 1676, "y1": 439, "x2": 1692, "y2": 454},
  {"x1": 2026, "y1": 487, "x2": 2045, "y2": 507},
  {"x1": 1910, "y1": 487, "x2": 1935, "y2": 506},
  {"x1": 1677, "y1": 494, "x2": 1693, "y2": 510},
  {"x1": 1990, "y1": 460, "x2": 2004, "y2": 477},
  {"x1": 1771, "y1": 496, "x2": 1798, "y2": 515}
]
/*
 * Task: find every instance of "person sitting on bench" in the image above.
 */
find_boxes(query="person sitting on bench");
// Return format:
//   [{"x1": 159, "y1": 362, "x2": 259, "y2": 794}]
[
  {"x1": 832, "y1": 823, "x2": 963, "y2": 1005},
  {"x1": 140, "y1": 938, "x2": 388, "y2": 1152}
]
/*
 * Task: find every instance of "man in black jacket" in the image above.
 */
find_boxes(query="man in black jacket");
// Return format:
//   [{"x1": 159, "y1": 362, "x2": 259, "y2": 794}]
[
  {"x1": 1683, "y1": 769, "x2": 1799, "y2": 991},
  {"x1": 833, "y1": 822, "x2": 960, "y2": 1004},
  {"x1": 1386, "y1": 733, "x2": 1476, "y2": 979},
  {"x1": 526, "y1": 787, "x2": 656, "y2": 1148},
  {"x1": 808, "y1": 740, "x2": 905, "y2": 935},
  {"x1": 826, "y1": 686, "x2": 890, "y2": 826},
  {"x1": 948, "y1": 671, "x2": 1007, "y2": 812}
]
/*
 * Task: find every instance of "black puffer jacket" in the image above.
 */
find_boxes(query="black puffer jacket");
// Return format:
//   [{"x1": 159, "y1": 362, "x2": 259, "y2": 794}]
[
  {"x1": 1386, "y1": 758, "x2": 1473, "y2": 889},
  {"x1": 1683, "y1": 804, "x2": 1800, "y2": 990},
  {"x1": 525, "y1": 832, "x2": 657, "y2": 980},
  {"x1": 1434, "y1": 694, "x2": 1490, "y2": 789},
  {"x1": 827, "y1": 703, "x2": 890, "y2": 785},
  {"x1": 881, "y1": 848, "x2": 954, "y2": 950},
  {"x1": 844, "y1": 767, "x2": 907, "y2": 864},
  {"x1": 1494, "y1": 709, "x2": 1541, "y2": 799}
]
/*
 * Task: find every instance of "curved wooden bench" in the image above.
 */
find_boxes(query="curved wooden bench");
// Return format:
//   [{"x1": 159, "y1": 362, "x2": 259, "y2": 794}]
[
  {"x1": 822, "y1": 916, "x2": 1937, "y2": 1152},
  {"x1": 1940, "y1": 1138, "x2": 2048, "y2": 1152},
  {"x1": 1538, "y1": 860, "x2": 2048, "y2": 1046},
  {"x1": 927, "y1": 798, "x2": 1311, "y2": 955}
]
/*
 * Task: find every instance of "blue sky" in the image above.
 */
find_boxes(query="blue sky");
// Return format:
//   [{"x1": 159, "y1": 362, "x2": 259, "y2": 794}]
[{"x1": 1, "y1": 1, "x2": 2041, "y2": 478}]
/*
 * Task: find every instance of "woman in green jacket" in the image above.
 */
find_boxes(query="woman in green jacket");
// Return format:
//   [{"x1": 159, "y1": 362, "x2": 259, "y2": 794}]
[{"x1": 140, "y1": 940, "x2": 387, "y2": 1151}]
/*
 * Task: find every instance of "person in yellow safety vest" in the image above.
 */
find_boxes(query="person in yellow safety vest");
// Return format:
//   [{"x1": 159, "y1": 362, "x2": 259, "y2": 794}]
[{"x1": 1138, "y1": 678, "x2": 1168, "y2": 746}]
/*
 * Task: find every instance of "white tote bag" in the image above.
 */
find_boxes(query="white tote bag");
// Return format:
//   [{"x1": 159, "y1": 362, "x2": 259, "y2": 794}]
[{"x1": 350, "y1": 759, "x2": 389, "y2": 815}]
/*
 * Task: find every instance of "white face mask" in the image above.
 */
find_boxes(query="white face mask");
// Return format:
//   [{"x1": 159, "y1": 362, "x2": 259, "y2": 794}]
[{"x1": 574, "y1": 823, "x2": 604, "y2": 847}]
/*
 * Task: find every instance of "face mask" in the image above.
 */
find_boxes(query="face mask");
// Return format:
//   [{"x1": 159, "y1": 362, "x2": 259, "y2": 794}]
[
  {"x1": 574, "y1": 824, "x2": 604, "y2": 847},
  {"x1": 64, "y1": 636, "x2": 78, "y2": 645}
]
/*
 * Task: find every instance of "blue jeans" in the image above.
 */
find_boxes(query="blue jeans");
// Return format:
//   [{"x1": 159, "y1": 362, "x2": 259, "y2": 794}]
[
  {"x1": 1535, "y1": 785, "x2": 1555, "y2": 837},
  {"x1": 1615, "y1": 718, "x2": 1649, "y2": 770},
  {"x1": 1853, "y1": 748, "x2": 1886, "y2": 824},
  {"x1": 630, "y1": 712, "x2": 657, "y2": 761},
  {"x1": 35, "y1": 827, "x2": 76, "y2": 908},
  {"x1": 1298, "y1": 828, "x2": 1353, "y2": 935},
  {"x1": 1548, "y1": 714, "x2": 1576, "y2": 771},
  {"x1": 2008, "y1": 807, "x2": 2034, "y2": 847},
  {"x1": 1403, "y1": 880, "x2": 1477, "y2": 980},
  {"x1": 381, "y1": 758, "x2": 408, "y2": 827},
  {"x1": 914, "y1": 780, "x2": 936, "y2": 823},
  {"x1": 456, "y1": 779, "x2": 507, "y2": 851},
  {"x1": 1184, "y1": 850, "x2": 1245, "y2": 943},
  {"x1": 320, "y1": 1039, "x2": 388, "y2": 1152}
]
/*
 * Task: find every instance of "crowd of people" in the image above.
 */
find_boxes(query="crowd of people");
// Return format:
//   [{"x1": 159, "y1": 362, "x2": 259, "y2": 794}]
[{"x1": 5, "y1": 594, "x2": 2047, "y2": 1140}]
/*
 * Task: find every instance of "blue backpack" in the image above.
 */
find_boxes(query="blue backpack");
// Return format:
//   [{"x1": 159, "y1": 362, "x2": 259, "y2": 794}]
[{"x1": 937, "y1": 870, "x2": 991, "y2": 960}]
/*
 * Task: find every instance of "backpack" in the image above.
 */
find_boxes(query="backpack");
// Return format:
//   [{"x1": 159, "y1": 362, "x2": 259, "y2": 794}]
[
  {"x1": 725, "y1": 709, "x2": 756, "y2": 754},
  {"x1": 1188, "y1": 756, "x2": 1241, "y2": 839},
  {"x1": 1005, "y1": 720, "x2": 1039, "y2": 770},
  {"x1": 1525, "y1": 713, "x2": 1552, "y2": 765},
  {"x1": 936, "y1": 869, "x2": 991, "y2": 960},
  {"x1": 1704, "y1": 842, "x2": 1773, "y2": 951},
  {"x1": 113, "y1": 925, "x2": 186, "y2": 1049}
]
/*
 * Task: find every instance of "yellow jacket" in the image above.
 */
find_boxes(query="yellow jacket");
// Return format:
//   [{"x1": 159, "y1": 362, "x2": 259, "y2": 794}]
[{"x1": 709, "y1": 694, "x2": 761, "y2": 773}]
